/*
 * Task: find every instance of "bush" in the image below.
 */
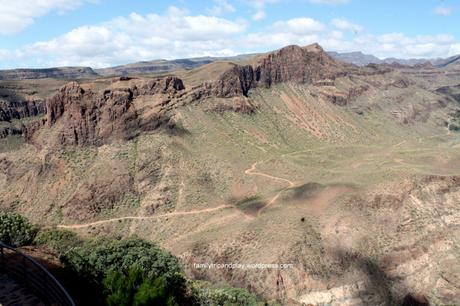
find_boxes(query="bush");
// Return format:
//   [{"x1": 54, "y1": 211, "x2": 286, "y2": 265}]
[
  {"x1": 33, "y1": 228, "x2": 82, "y2": 255},
  {"x1": 104, "y1": 266, "x2": 178, "y2": 306},
  {"x1": 190, "y1": 281, "x2": 259, "y2": 306},
  {"x1": 61, "y1": 237, "x2": 187, "y2": 304},
  {"x1": 0, "y1": 212, "x2": 35, "y2": 247}
]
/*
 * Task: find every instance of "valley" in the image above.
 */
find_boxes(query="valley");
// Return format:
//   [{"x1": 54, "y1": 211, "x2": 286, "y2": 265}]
[{"x1": 0, "y1": 43, "x2": 459, "y2": 305}]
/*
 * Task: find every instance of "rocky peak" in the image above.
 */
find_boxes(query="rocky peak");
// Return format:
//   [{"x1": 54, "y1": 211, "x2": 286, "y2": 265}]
[
  {"x1": 254, "y1": 43, "x2": 344, "y2": 87},
  {"x1": 196, "y1": 43, "x2": 347, "y2": 100},
  {"x1": 46, "y1": 81, "x2": 85, "y2": 126},
  {"x1": 302, "y1": 42, "x2": 324, "y2": 53},
  {"x1": 136, "y1": 76, "x2": 185, "y2": 96}
]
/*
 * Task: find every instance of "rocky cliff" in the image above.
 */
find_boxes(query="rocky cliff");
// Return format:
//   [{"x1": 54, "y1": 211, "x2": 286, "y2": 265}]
[
  {"x1": 192, "y1": 44, "x2": 349, "y2": 100},
  {"x1": 20, "y1": 44, "x2": 391, "y2": 145},
  {"x1": 0, "y1": 100, "x2": 44, "y2": 122},
  {"x1": 27, "y1": 76, "x2": 186, "y2": 146}
]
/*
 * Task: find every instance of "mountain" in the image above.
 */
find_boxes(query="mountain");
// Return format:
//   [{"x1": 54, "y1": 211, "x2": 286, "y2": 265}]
[
  {"x1": 327, "y1": 51, "x2": 383, "y2": 66},
  {"x1": 1, "y1": 43, "x2": 460, "y2": 305},
  {"x1": 0, "y1": 67, "x2": 98, "y2": 80},
  {"x1": 328, "y1": 51, "x2": 460, "y2": 68},
  {"x1": 95, "y1": 54, "x2": 258, "y2": 76},
  {"x1": 429, "y1": 54, "x2": 460, "y2": 68}
]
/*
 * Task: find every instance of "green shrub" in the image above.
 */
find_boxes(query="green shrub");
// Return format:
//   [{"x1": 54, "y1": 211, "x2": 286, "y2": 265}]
[
  {"x1": 0, "y1": 212, "x2": 35, "y2": 247},
  {"x1": 33, "y1": 228, "x2": 82, "y2": 255},
  {"x1": 61, "y1": 237, "x2": 187, "y2": 303},
  {"x1": 104, "y1": 266, "x2": 178, "y2": 306},
  {"x1": 190, "y1": 281, "x2": 259, "y2": 306}
]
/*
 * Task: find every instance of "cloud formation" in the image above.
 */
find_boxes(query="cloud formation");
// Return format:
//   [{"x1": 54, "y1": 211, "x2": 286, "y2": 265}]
[
  {"x1": 21, "y1": 7, "x2": 246, "y2": 67},
  {"x1": 0, "y1": 3, "x2": 459, "y2": 68},
  {"x1": 248, "y1": 0, "x2": 280, "y2": 21},
  {"x1": 0, "y1": 0, "x2": 94, "y2": 35},
  {"x1": 331, "y1": 18, "x2": 363, "y2": 33},
  {"x1": 207, "y1": 0, "x2": 236, "y2": 16}
]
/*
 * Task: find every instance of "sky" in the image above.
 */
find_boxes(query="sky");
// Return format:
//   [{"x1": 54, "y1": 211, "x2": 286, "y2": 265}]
[{"x1": 0, "y1": 0, "x2": 459, "y2": 69}]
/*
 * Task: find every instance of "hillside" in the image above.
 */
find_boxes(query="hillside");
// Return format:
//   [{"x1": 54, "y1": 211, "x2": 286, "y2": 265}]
[
  {"x1": 0, "y1": 67, "x2": 98, "y2": 80},
  {"x1": 95, "y1": 54, "x2": 258, "y2": 77},
  {"x1": 0, "y1": 43, "x2": 459, "y2": 305}
]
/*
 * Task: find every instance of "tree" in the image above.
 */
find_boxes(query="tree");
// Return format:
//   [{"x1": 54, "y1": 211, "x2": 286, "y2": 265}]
[
  {"x1": 103, "y1": 266, "x2": 179, "y2": 306},
  {"x1": 62, "y1": 237, "x2": 187, "y2": 304},
  {"x1": 0, "y1": 212, "x2": 35, "y2": 247}
]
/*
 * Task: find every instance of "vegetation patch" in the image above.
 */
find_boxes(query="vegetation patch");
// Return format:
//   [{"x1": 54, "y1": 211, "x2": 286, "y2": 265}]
[
  {"x1": 0, "y1": 212, "x2": 36, "y2": 246},
  {"x1": 103, "y1": 266, "x2": 180, "y2": 306},
  {"x1": 0, "y1": 136, "x2": 25, "y2": 153},
  {"x1": 33, "y1": 228, "x2": 82, "y2": 255},
  {"x1": 190, "y1": 280, "x2": 260, "y2": 306}
]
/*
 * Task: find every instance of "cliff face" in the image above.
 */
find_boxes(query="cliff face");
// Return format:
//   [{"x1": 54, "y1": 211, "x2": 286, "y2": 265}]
[
  {"x1": 0, "y1": 100, "x2": 44, "y2": 121},
  {"x1": 21, "y1": 44, "x2": 376, "y2": 145},
  {"x1": 28, "y1": 76, "x2": 186, "y2": 146},
  {"x1": 254, "y1": 44, "x2": 346, "y2": 87},
  {"x1": 43, "y1": 81, "x2": 135, "y2": 145},
  {"x1": 0, "y1": 87, "x2": 46, "y2": 139},
  {"x1": 195, "y1": 44, "x2": 349, "y2": 100}
]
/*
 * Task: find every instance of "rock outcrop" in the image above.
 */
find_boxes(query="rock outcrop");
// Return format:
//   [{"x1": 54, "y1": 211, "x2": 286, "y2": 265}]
[
  {"x1": 0, "y1": 88, "x2": 46, "y2": 139},
  {"x1": 254, "y1": 43, "x2": 346, "y2": 87},
  {"x1": 191, "y1": 44, "x2": 349, "y2": 100},
  {"x1": 0, "y1": 100, "x2": 44, "y2": 122},
  {"x1": 27, "y1": 76, "x2": 186, "y2": 146},
  {"x1": 134, "y1": 76, "x2": 185, "y2": 96}
]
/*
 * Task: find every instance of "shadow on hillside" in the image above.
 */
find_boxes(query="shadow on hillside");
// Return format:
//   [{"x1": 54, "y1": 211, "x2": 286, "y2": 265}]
[
  {"x1": 286, "y1": 182, "x2": 325, "y2": 200},
  {"x1": 228, "y1": 195, "x2": 266, "y2": 217},
  {"x1": 332, "y1": 249, "x2": 429, "y2": 306},
  {"x1": 161, "y1": 121, "x2": 192, "y2": 137}
]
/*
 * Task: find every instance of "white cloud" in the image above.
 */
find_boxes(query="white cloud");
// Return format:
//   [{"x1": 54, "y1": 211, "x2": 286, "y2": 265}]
[
  {"x1": 434, "y1": 6, "x2": 452, "y2": 16},
  {"x1": 19, "y1": 7, "x2": 246, "y2": 68},
  {"x1": 243, "y1": 18, "x2": 332, "y2": 50},
  {"x1": 242, "y1": 20, "x2": 460, "y2": 60},
  {"x1": 273, "y1": 18, "x2": 325, "y2": 34},
  {"x1": 247, "y1": 0, "x2": 279, "y2": 21},
  {"x1": 331, "y1": 18, "x2": 363, "y2": 33},
  {"x1": 1, "y1": 8, "x2": 460, "y2": 68},
  {"x1": 0, "y1": 0, "x2": 95, "y2": 35},
  {"x1": 310, "y1": 0, "x2": 350, "y2": 5},
  {"x1": 207, "y1": 0, "x2": 235, "y2": 16},
  {"x1": 449, "y1": 44, "x2": 460, "y2": 56},
  {"x1": 354, "y1": 33, "x2": 458, "y2": 58}
]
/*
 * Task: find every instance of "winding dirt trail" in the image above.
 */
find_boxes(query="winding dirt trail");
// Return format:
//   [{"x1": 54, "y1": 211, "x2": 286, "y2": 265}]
[
  {"x1": 57, "y1": 205, "x2": 233, "y2": 229},
  {"x1": 245, "y1": 162, "x2": 296, "y2": 215},
  {"x1": 58, "y1": 161, "x2": 295, "y2": 229}
]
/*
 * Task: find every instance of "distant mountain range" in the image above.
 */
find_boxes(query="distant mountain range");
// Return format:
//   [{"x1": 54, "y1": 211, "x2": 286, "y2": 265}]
[
  {"x1": 328, "y1": 51, "x2": 460, "y2": 68},
  {"x1": 95, "y1": 54, "x2": 257, "y2": 76},
  {"x1": 0, "y1": 50, "x2": 459, "y2": 80},
  {"x1": 0, "y1": 67, "x2": 97, "y2": 80}
]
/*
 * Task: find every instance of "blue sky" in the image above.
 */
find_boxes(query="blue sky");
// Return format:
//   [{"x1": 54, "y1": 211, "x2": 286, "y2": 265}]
[{"x1": 0, "y1": 0, "x2": 459, "y2": 69}]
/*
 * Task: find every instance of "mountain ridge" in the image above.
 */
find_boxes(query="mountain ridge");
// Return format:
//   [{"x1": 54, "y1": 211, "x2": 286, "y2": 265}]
[{"x1": 1, "y1": 47, "x2": 459, "y2": 80}]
